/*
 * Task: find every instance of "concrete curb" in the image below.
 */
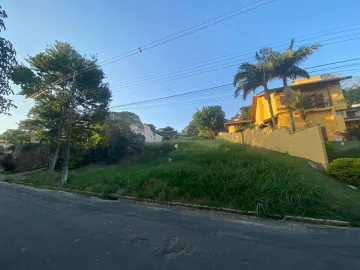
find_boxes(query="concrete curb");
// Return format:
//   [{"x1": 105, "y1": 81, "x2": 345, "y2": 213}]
[{"x1": 4, "y1": 180, "x2": 352, "y2": 228}]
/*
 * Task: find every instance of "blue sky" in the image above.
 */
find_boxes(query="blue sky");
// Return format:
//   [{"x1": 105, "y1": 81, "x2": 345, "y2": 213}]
[{"x1": 1, "y1": 0, "x2": 360, "y2": 132}]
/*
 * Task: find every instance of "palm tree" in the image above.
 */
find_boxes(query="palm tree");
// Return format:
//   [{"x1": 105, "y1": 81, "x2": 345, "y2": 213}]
[
  {"x1": 288, "y1": 93, "x2": 311, "y2": 127},
  {"x1": 264, "y1": 39, "x2": 320, "y2": 132},
  {"x1": 233, "y1": 52, "x2": 277, "y2": 129}
]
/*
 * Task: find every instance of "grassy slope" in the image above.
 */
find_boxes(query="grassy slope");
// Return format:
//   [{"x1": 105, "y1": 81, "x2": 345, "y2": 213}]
[{"x1": 18, "y1": 137, "x2": 360, "y2": 223}]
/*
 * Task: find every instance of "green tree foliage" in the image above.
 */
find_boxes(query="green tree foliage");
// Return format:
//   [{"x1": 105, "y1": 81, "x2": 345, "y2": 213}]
[
  {"x1": 240, "y1": 105, "x2": 252, "y2": 120},
  {"x1": 108, "y1": 111, "x2": 142, "y2": 126},
  {"x1": 231, "y1": 106, "x2": 252, "y2": 120},
  {"x1": 182, "y1": 120, "x2": 199, "y2": 136},
  {"x1": 11, "y1": 41, "x2": 111, "y2": 171},
  {"x1": 264, "y1": 39, "x2": 320, "y2": 132},
  {"x1": 343, "y1": 84, "x2": 360, "y2": 107},
  {"x1": 87, "y1": 112, "x2": 145, "y2": 164},
  {"x1": 233, "y1": 52, "x2": 277, "y2": 129},
  {"x1": 192, "y1": 105, "x2": 225, "y2": 137},
  {"x1": 0, "y1": 129, "x2": 30, "y2": 144},
  {"x1": 288, "y1": 93, "x2": 312, "y2": 127},
  {"x1": 0, "y1": 6, "x2": 17, "y2": 115},
  {"x1": 163, "y1": 126, "x2": 174, "y2": 131},
  {"x1": 145, "y1": 124, "x2": 156, "y2": 132}
]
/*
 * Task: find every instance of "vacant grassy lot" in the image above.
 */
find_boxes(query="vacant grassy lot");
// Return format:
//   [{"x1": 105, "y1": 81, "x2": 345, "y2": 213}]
[{"x1": 15, "y1": 137, "x2": 360, "y2": 223}]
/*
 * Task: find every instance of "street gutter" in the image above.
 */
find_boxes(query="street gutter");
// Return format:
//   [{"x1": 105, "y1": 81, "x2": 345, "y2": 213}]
[{"x1": 4, "y1": 180, "x2": 352, "y2": 228}]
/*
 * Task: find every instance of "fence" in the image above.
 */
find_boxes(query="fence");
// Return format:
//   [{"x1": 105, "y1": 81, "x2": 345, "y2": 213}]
[{"x1": 217, "y1": 125, "x2": 329, "y2": 170}]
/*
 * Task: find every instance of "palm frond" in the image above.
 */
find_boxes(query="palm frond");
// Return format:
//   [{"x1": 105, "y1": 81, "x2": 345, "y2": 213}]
[
  {"x1": 288, "y1": 38, "x2": 295, "y2": 50},
  {"x1": 287, "y1": 66, "x2": 310, "y2": 80},
  {"x1": 265, "y1": 39, "x2": 320, "y2": 82},
  {"x1": 233, "y1": 62, "x2": 264, "y2": 100}
]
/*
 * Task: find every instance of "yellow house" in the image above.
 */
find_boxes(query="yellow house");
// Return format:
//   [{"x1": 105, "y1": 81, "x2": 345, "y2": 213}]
[
  {"x1": 251, "y1": 75, "x2": 351, "y2": 141},
  {"x1": 224, "y1": 119, "x2": 251, "y2": 133},
  {"x1": 345, "y1": 105, "x2": 360, "y2": 127}
]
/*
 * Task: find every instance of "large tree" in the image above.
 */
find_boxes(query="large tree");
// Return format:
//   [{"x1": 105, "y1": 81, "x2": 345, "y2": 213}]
[
  {"x1": 264, "y1": 39, "x2": 320, "y2": 132},
  {"x1": 343, "y1": 83, "x2": 360, "y2": 107},
  {"x1": 145, "y1": 123, "x2": 156, "y2": 132},
  {"x1": 231, "y1": 105, "x2": 252, "y2": 120},
  {"x1": 193, "y1": 105, "x2": 225, "y2": 137},
  {"x1": 183, "y1": 120, "x2": 199, "y2": 136},
  {"x1": 0, "y1": 6, "x2": 17, "y2": 115},
  {"x1": 0, "y1": 128, "x2": 30, "y2": 144},
  {"x1": 163, "y1": 126, "x2": 175, "y2": 131},
  {"x1": 233, "y1": 52, "x2": 277, "y2": 129},
  {"x1": 11, "y1": 41, "x2": 111, "y2": 172}
]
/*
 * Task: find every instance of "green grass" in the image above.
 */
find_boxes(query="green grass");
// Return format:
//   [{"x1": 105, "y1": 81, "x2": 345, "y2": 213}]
[{"x1": 15, "y1": 136, "x2": 360, "y2": 223}]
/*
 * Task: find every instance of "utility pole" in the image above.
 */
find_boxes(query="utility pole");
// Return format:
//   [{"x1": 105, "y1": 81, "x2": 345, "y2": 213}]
[{"x1": 61, "y1": 71, "x2": 77, "y2": 184}]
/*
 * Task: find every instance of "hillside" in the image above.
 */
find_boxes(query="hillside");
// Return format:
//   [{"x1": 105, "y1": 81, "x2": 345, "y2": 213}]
[{"x1": 17, "y1": 136, "x2": 360, "y2": 224}]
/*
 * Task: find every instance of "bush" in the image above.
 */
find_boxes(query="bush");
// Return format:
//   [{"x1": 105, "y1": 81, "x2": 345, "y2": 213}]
[
  {"x1": 329, "y1": 158, "x2": 360, "y2": 186},
  {"x1": 1, "y1": 154, "x2": 16, "y2": 172},
  {"x1": 245, "y1": 123, "x2": 256, "y2": 129},
  {"x1": 235, "y1": 126, "x2": 245, "y2": 133},
  {"x1": 325, "y1": 141, "x2": 334, "y2": 156}
]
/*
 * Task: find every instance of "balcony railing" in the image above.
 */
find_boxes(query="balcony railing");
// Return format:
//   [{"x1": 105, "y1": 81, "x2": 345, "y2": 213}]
[{"x1": 306, "y1": 98, "x2": 331, "y2": 109}]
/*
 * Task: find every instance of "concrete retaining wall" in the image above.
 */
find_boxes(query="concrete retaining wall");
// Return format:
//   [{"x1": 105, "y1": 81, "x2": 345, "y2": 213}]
[{"x1": 217, "y1": 125, "x2": 329, "y2": 170}]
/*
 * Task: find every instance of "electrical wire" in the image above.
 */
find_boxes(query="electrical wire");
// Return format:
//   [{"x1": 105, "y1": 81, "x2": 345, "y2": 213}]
[
  {"x1": 110, "y1": 26, "x2": 360, "y2": 89},
  {"x1": 110, "y1": 65, "x2": 358, "y2": 110},
  {"x1": 110, "y1": 34, "x2": 360, "y2": 92},
  {"x1": 25, "y1": 0, "x2": 277, "y2": 100}
]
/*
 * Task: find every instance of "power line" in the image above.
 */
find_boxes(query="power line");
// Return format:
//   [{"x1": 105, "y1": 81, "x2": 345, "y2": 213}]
[
  {"x1": 110, "y1": 64, "x2": 358, "y2": 110},
  {"x1": 110, "y1": 84, "x2": 232, "y2": 108},
  {"x1": 25, "y1": 0, "x2": 276, "y2": 101},
  {"x1": 110, "y1": 25, "x2": 360, "y2": 89},
  {"x1": 110, "y1": 34, "x2": 360, "y2": 92}
]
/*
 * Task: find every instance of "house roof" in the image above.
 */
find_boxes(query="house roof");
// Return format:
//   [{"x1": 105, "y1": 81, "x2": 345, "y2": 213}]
[
  {"x1": 344, "y1": 116, "x2": 360, "y2": 122},
  {"x1": 255, "y1": 76, "x2": 352, "y2": 97},
  {"x1": 347, "y1": 105, "x2": 360, "y2": 112}
]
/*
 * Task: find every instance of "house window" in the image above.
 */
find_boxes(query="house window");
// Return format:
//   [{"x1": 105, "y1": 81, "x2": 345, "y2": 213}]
[
  {"x1": 280, "y1": 96, "x2": 286, "y2": 105},
  {"x1": 335, "y1": 111, "x2": 343, "y2": 116},
  {"x1": 309, "y1": 93, "x2": 329, "y2": 108}
]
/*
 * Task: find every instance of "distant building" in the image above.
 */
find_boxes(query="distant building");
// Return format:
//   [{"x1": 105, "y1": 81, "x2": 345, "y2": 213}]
[
  {"x1": 251, "y1": 75, "x2": 350, "y2": 141},
  {"x1": 130, "y1": 124, "x2": 163, "y2": 143},
  {"x1": 345, "y1": 105, "x2": 360, "y2": 128},
  {"x1": 224, "y1": 119, "x2": 251, "y2": 133}
]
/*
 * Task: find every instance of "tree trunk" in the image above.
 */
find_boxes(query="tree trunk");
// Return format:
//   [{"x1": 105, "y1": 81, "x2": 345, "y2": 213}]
[
  {"x1": 264, "y1": 84, "x2": 277, "y2": 129},
  {"x1": 49, "y1": 115, "x2": 64, "y2": 172},
  {"x1": 283, "y1": 78, "x2": 296, "y2": 132},
  {"x1": 288, "y1": 108, "x2": 296, "y2": 132},
  {"x1": 301, "y1": 112, "x2": 309, "y2": 127}
]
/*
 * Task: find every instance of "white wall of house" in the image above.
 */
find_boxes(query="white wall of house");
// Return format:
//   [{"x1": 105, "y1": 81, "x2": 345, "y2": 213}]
[{"x1": 130, "y1": 124, "x2": 163, "y2": 143}]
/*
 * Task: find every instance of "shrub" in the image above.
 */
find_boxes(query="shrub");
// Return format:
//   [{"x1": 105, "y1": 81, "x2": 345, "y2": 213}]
[
  {"x1": 245, "y1": 123, "x2": 256, "y2": 129},
  {"x1": 1, "y1": 154, "x2": 16, "y2": 171},
  {"x1": 325, "y1": 142, "x2": 334, "y2": 156},
  {"x1": 235, "y1": 126, "x2": 245, "y2": 133},
  {"x1": 329, "y1": 158, "x2": 360, "y2": 186}
]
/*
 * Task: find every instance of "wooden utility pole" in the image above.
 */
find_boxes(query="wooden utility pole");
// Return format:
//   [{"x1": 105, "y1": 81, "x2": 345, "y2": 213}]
[{"x1": 61, "y1": 72, "x2": 77, "y2": 184}]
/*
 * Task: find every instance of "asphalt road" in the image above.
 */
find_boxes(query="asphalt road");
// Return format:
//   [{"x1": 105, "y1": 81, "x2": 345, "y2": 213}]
[{"x1": 1, "y1": 182, "x2": 360, "y2": 270}]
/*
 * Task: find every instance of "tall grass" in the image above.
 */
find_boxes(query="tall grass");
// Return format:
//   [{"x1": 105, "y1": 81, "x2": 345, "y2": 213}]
[{"x1": 21, "y1": 140, "x2": 341, "y2": 220}]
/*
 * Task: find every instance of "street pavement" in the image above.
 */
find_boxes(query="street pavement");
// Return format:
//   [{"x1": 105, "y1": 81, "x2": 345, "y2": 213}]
[{"x1": 1, "y1": 182, "x2": 359, "y2": 270}]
